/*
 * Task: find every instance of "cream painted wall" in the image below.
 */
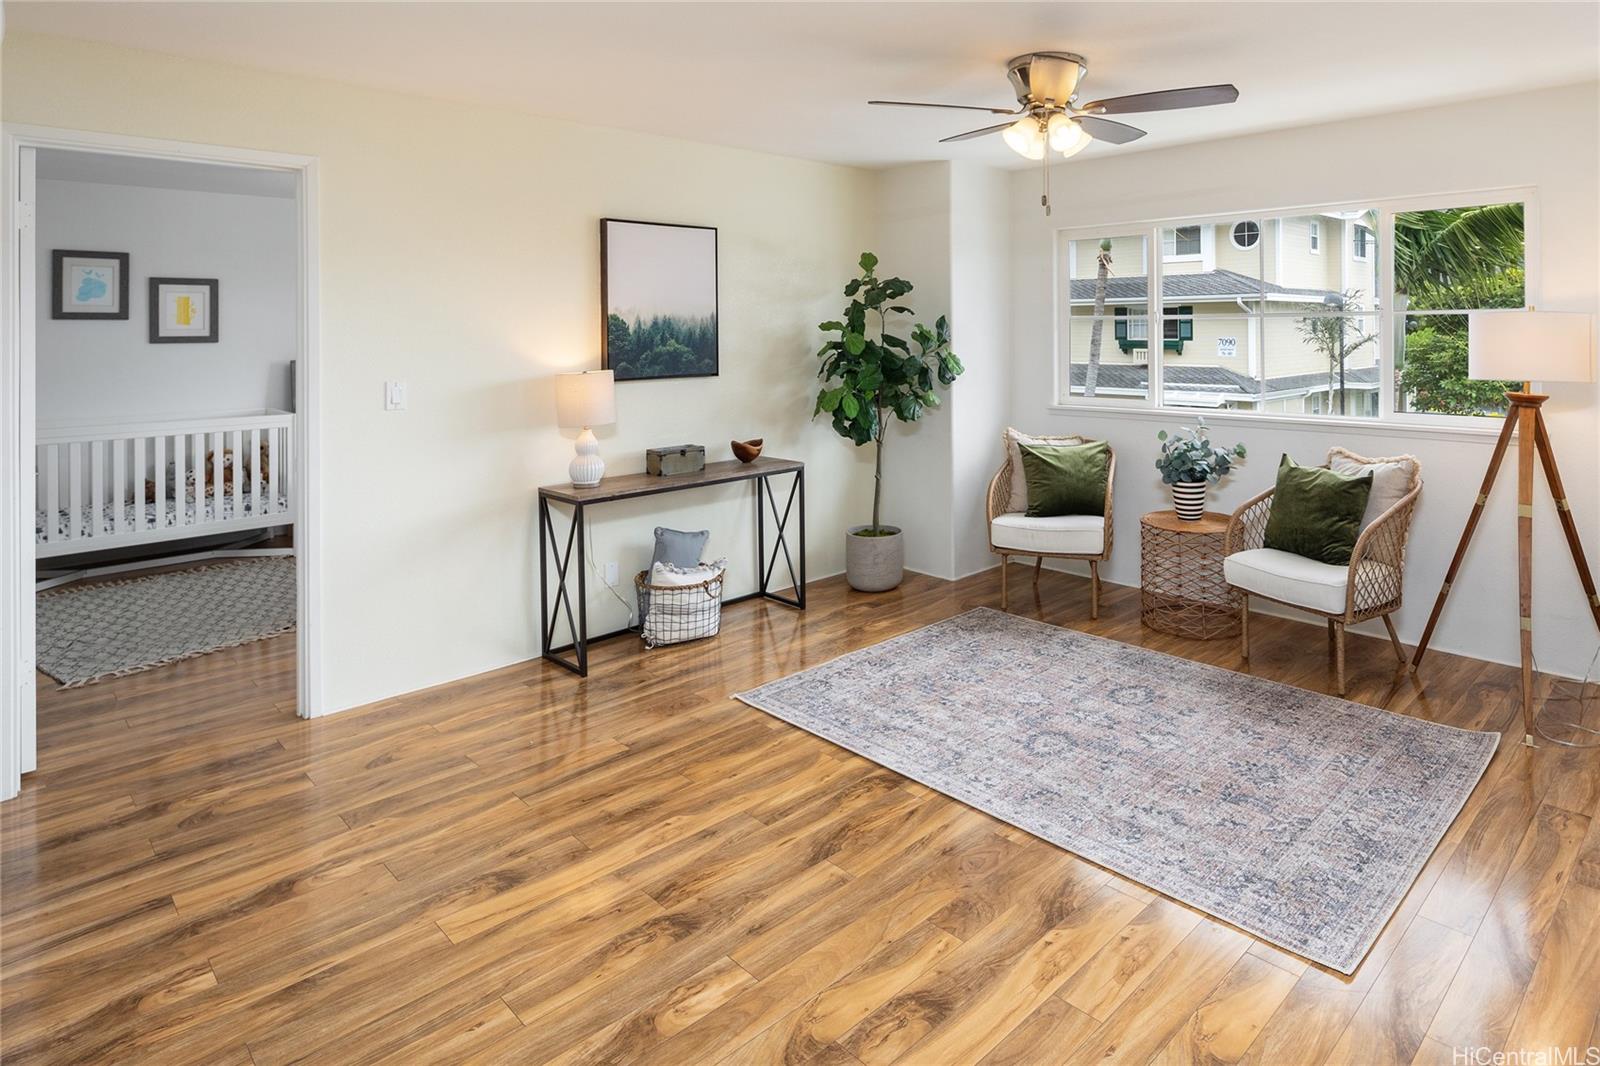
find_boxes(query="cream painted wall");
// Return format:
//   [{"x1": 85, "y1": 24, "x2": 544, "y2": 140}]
[
  {"x1": 3, "y1": 33, "x2": 876, "y2": 711},
  {"x1": 1009, "y1": 82, "x2": 1600, "y2": 680}
]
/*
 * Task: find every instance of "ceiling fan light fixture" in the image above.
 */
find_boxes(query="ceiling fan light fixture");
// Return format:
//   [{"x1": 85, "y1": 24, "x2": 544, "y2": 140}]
[
  {"x1": 1002, "y1": 117, "x2": 1045, "y2": 160},
  {"x1": 1047, "y1": 114, "x2": 1089, "y2": 157}
]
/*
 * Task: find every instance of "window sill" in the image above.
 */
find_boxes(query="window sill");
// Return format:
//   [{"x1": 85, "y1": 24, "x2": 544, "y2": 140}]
[{"x1": 1044, "y1": 402, "x2": 1508, "y2": 443}]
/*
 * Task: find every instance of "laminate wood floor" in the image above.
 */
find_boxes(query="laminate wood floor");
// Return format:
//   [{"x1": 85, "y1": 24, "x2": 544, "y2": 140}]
[{"x1": 3, "y1": 567, "x2": 1598, "y2": 1065}]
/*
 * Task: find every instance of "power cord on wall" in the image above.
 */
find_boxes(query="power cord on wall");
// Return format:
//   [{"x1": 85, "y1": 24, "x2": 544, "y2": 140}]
[
  {"x1": 1532, "y1": 643, "x2": 1600, "y2": 748},
  {"x1": 585, "y1": 521, "x2": 637, "y2": 631}
]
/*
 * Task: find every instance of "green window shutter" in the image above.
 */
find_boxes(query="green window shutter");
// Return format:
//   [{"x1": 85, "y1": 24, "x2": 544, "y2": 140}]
[{"x1": 1178, "y1": 306, "x2": 1194, "y2": 342}]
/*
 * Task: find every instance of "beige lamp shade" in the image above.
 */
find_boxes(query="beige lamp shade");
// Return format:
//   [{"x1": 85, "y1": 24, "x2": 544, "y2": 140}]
[
  {"x1": 1468, "y1": 309, "x2": 1596, "y2": 383},
  {"x1": 554, "y1": 369, "x2": 616, "y2": 428}
]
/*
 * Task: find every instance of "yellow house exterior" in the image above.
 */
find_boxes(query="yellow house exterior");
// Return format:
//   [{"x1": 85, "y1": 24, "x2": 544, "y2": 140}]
[{"x1": 1065, "y1": 214, "x2": 1381, "y2": 415}]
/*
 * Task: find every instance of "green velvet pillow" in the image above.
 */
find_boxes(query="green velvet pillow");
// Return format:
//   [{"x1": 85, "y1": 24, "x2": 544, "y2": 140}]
[
  {"x1": 1262, "y1": 454, "x2": 1374, "y2": 565},
  {"x1": 1019, "y1": 441, "x2": 1110, "y2": 517}
]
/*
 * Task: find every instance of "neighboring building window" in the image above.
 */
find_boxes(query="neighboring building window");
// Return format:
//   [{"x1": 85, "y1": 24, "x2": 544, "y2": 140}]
[
  {"x1": 1162, "y1": 226, "x2": 1202, "y2": 258},
  {"x1": 1352, "y1": 224, "x2": 1373, "y2": 260},
  {"x1": 1308, "y1": 221, "x2": 1320, "y2": 253},
  {"x1": 1114, "y1": 305, "x2": 1191, "y2": 352},
  {"x1": 1230, "y1": 221, "x2": 1260, "y2": 249}
]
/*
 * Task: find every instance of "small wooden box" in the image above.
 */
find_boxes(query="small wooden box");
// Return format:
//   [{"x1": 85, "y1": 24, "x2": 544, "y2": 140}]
[{"x1": 646, "y1": 444, "x2": 706, "y2": 477}]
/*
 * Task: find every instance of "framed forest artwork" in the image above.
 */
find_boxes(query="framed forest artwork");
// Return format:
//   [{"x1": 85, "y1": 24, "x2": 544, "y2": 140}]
[{"x1": 600, "y1": 218, "x2": 718, "y2": 381}]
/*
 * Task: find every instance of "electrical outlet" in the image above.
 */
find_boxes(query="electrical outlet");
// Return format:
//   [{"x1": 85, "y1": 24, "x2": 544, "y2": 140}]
[
  {"x1": 603, "y1": 561, "x2": 620, "y2": 586},
  {"x1": 384, "y1": 380, "x2": 407, "y2": 411}
]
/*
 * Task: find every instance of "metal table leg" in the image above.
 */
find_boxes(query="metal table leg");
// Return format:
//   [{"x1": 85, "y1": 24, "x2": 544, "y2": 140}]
[{"x1": 539, "y1": 497, "x2": 588, "y2": 676}]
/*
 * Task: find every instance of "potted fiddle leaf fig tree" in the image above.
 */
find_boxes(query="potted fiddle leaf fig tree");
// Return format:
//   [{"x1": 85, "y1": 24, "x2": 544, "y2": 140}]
[{"x1": 815, "y1": 252, "x2": 962, "y2": 592}]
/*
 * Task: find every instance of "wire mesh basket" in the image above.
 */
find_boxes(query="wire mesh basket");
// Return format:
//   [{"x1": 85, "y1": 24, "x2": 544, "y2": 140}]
[{"x1": 635, "y1": 566, "x2": 724, "y2": 648}]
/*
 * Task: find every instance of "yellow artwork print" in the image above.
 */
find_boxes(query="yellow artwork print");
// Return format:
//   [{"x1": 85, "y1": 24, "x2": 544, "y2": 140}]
[{"x1": 175, "y1": 295, "x2": 194, "y2": 326}]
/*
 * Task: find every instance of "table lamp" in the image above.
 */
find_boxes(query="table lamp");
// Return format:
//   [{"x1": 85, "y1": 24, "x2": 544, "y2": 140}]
[
  {"x1": 1411, "y1": 309, "x2": 1599, "y2": 747},
  {"x1": 554, "y1": 369, "x2": 615, "y2": 488}
]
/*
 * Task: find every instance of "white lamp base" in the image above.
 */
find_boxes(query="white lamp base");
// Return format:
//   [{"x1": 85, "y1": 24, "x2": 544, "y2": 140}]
[{"x1": 569, "y1": 426, "x2": 605, "y2": 487}]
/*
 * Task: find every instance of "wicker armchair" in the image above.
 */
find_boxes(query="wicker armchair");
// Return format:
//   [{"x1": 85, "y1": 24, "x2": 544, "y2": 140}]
[
  {"x1": 1223, "y1": 447, "x2": 1422, "y2": 694},
  {"x1": 986, "y1": 431, "x2": 1115, "y2": 618}
]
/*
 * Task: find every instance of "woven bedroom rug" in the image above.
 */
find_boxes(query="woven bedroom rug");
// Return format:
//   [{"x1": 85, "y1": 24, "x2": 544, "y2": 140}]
[
  {"x1": 735, "y1": 607, "x2": 1497, "y2": 974},
  {"x1": 36, "y1": 558, "x2": 296, "y2": 687}
]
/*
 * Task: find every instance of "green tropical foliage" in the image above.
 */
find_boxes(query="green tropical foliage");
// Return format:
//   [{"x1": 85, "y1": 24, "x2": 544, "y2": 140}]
[
  {"x1": 815, "y1": 252, "x2": 962, "y2": 533},
  {"x1": 606, "y1": 312, "x2": 717, "y2": 380},
  {"x1": 1398, "y1": 268, "x2": 1526, "y2": 416}
]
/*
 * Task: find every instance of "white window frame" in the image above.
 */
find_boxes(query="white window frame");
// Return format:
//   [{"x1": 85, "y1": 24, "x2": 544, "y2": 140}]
[
  {"x1": 1230, "y1": 220, "x2": 1261, "y2": 250},
  {"x1": 1162, "y1": 224, "x2": 1203, "y2": 261},
  {"x1": 1352, "y1": 223, "x2": 1374, "y2": 262},
  {"x1": 1051, "y1": 186, "x2": 1539, "y2": 438},
  {"x1": 1309, "y1": 220, "x2": 1320, "y2": 254}
]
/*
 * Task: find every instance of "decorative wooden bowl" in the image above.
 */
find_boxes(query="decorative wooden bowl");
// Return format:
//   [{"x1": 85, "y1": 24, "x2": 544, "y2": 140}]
[{"x1": 731, "y1": 438, "x2": 764, "y2": 463}]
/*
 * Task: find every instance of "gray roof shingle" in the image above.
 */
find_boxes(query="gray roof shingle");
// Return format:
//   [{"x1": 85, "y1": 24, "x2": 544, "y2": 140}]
[
  {"x1": 1067, "y1": 362, "x2": 1380, "y2": 396},
  {"x1": 1068, "y1": 268, "x2": 1338, "y2": 304}
]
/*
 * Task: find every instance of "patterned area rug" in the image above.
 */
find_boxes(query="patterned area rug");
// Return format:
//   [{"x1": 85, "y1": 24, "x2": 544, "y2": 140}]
[
  {"x1": 735, "y1": 607, "x2": 1497, "y2": 974},
  {"x1": 37, "y1": 558, "x2": 296, "y2": 687}
]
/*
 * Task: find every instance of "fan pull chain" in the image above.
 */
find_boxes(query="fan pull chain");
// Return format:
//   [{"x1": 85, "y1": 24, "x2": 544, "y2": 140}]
[{"x1": 1040, "y1": 149, "x2": 1051, "y2": 216}]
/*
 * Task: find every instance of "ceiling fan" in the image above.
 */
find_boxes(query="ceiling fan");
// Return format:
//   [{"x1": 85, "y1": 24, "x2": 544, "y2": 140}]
[{"x1": 870, "y1": 52, "x2": 1239, "y2": 214}]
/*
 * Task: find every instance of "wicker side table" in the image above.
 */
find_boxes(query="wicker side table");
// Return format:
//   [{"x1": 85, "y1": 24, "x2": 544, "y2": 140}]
[{"x1": 1140, "y1": 510, "x2": 1241, "y2": 640}]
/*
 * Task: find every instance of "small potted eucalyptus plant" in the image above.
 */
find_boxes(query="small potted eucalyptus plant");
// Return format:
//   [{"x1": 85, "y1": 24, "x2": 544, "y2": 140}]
[
  {"x1": 1155, "y1": 418, "x2": 1246, "y2": 520},
  {"x1": 815, "y1": 252, "x2": 962, "y2": 591}
]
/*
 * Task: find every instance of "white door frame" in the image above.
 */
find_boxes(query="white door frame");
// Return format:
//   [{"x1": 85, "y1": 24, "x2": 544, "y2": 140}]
[{"x1": 1, "y1": 124, "x2": 325, "y2": 800}]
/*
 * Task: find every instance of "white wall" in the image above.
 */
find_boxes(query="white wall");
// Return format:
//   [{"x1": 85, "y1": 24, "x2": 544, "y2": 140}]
[
  {"x1": 1008, "y1": 82, "x2": 1600, "y2": 679},
  {"x1": 873, "y1": 163, "x2": 955, "y2": 578},
  {"x1": 4, "y1": 33, "x2": 876, "y2": 712},
  {"x1": 36, "y1": 178, "x2": 296, "y2": 422},
  {"x1": 949, "y1": 161, "x2": 1012, "y2": 577}
]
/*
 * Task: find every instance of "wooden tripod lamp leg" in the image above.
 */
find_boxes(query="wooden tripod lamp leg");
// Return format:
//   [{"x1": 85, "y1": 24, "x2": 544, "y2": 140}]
[
  {"x1": 1411, "y1": 411, "x2": 1518, "y2": 670},
  {"x1": 1516, "y1": 401, "x2": 1537, "y2": 747}
]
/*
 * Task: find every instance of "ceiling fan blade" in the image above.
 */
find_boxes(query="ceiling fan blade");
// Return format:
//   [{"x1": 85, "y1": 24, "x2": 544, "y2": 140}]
[
  {"x1": 939, "y1": 121, "x2": 1015, "y2": 144},
  {"x1": 1076, "y1": 115, "x2": 1147, "y2": 145},
  {"x1": 868, "y1": 99, "x2": 1020, "y2": 116},
  {"x1": 1078, "y1": 84, "x2": 1239, "y2": 115}
]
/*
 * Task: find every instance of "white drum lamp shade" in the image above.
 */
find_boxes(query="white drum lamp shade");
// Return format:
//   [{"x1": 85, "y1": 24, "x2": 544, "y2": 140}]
[
  {"x1": 1468, "y1": 309, "x2": 1596, "y2": 384},
  {"x1": 554, "y1": 370, "x2": 615, "y2": 488}
]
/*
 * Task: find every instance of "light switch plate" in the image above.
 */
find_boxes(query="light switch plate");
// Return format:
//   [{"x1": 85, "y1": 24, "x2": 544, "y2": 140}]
[
  {"x1": 603, "y1": 561, "x2": 620, "y2": 586},
  {"x1": 384, "y1": 380, "x2": 407, "y2": 411}
]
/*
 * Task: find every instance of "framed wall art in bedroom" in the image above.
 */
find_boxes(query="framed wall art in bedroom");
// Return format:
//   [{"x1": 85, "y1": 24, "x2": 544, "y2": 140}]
[
  {"x1": 51, "y1": 250, "x2": 130, "y2": 320},
  {"x1": 149, "y1": 277, "x2": 219, "y2": 344},
  {"x1": 600, "y1": 218, "x2": 718, "y2": 381}
]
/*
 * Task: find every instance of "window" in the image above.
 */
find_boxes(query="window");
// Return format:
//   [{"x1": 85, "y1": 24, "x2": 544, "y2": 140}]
[
  {"x1": 1163, "y1": 225, "x2": 1202, "y2": 258},
  {"x1": 1058, "y1": 194, "x2": 1529, "y2": 426},
  {"x1": 1394, "y1": 201, "x2": 1526, "y2": 417},
  {"x1": 1352, "y1": 224, "x2": 1373, "y2": 260}
]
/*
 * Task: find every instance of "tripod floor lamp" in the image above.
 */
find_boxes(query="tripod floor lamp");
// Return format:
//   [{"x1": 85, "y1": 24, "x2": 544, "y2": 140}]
[{"x1": 1411, "y1": 309, "x2": 1600, "y2": 747}]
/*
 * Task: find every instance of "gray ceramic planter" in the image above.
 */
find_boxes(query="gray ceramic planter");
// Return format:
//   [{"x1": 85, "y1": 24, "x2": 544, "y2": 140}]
[{"x1": 846, "y1": 525, "x2": 904, "y2": 592}]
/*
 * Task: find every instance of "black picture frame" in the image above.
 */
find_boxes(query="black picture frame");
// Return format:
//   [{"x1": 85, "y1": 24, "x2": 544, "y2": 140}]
[
  {"x1": 51, "y1": 250, "x2": 130, "y2": 320},
  {"x1": 600, "y1": 218, "x2": 718, "y2": 382},
  {"x1": 148, "y1": 277, "x2": 220, "y2": 344}
]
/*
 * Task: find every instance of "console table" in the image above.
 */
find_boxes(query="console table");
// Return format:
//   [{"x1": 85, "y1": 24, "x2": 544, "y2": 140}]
[{"x1": 538, "y1": 457, "x2": 805, "y2": 677}]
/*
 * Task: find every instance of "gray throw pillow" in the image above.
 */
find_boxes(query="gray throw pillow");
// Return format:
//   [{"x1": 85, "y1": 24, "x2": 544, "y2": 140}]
[{"x1": 651, "y1": 527, "x2": 709, "y2": 574}]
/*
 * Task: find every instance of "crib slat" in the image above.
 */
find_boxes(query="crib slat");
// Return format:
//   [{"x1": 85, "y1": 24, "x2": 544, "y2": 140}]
[
  {"x1": 133, "y1": 436, "x2": 146, "y2": 530},
  {"x1": 45, "y1": 446, "x2": 60, "y2": 543},
  {"x1": 154, "y1": 435, "x2": 166, "y2": 529},
  {"x1": 231, "y1": 429, "x2": 243, "y2": 523},
  {"x1": 111, "y1": 440, "x2": 127, "y2": 534},
  {"x1": 249, "y1": 428, "x2": 262, "y2": 519},
  {"x1": 282, "y1": 426, "x2": 294, "y2": 509},
  {"x1": 67, "y1": 442, "x2": 85, "y2": 540},
  {"x1": 193, "y1": 434, "x2": 206, "y2": 524},
  {"x1": 174, "y1": 435, "x2": 187, "y2": 527},
  {"x1": 211, "y1": 433, "x2": 223, "y2": 525},
  {"x1": 266, "y1": 427, "x2": 280, "y2": 515},
  {"x1": 90, "y1": 442, "x2": 105, "y2": 538}
]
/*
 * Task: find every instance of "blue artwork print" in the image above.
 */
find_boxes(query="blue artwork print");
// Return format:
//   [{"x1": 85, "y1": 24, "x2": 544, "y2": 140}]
[{"x1": 74, "y1": 268, "x2": 109, "y2": 303}]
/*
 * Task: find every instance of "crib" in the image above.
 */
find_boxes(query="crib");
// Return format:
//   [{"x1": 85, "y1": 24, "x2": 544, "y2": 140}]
[{"x1": 35, "y1": 410, "x2": 296, "y2": 561}]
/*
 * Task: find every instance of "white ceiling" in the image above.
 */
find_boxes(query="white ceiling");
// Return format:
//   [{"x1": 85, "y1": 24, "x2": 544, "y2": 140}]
[
  {"x1": 37, "y1": 149, "x2": 297, "y2": 198},
  {"x1": 10, "y1": 2, "x2": 1599, "y2": 169}
]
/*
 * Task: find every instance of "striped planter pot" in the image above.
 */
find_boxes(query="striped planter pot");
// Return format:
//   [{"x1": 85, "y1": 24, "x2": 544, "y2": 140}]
[{"x1": 1170, "y1": 480, "x2": 1209, "y2": 521}]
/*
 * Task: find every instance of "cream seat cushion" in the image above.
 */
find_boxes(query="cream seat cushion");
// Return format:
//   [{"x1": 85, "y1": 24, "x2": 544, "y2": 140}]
[
  {"x1": 1224, "y1": 548, "x2": 1398, "y2": 615},
  {"x1": 991, "y1": 513, "x2": 1104, "y2": 555}
]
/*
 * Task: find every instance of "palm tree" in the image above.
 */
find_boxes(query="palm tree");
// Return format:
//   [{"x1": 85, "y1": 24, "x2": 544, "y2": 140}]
[
  {"x1": 1084, "y1": 239, "x2": 1113, "y2": 398},
  {"x1": 1393, "y1": 203, "x2": 1524, "y2": 308}
]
